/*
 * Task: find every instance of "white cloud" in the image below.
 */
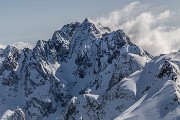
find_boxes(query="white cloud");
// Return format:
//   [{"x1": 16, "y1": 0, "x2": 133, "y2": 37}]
[
  {"x1": 93, "y1": 2, "x2": 180, "y2": 55},
  {"x1": 94, "y1": 1, "x2": 144, "y2": 30}
]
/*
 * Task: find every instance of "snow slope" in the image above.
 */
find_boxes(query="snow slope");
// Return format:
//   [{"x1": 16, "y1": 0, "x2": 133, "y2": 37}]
[{"x1": 116, "y1": 52, "x2": 180, "y2": 120}]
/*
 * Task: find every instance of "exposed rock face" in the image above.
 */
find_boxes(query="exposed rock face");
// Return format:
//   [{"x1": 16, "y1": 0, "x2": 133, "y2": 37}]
[
  {"x1": 1, "y1": 19, "x2": 180, "y2": 120},
  {"x1": 157, "y1": 60, "x2": 179, "y2": 81}
]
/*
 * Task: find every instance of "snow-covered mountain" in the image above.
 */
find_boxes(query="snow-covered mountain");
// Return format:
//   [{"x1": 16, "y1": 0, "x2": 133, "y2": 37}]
[{"x1": 0, "y1": 19, "x2": 179, "y2": 120}]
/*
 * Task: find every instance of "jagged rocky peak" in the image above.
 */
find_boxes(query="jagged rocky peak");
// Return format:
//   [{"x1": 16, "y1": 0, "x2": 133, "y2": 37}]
[
  {"x1": 0, "y1": 42, "x2": 33, "y2": 67},
  {"x1": 157, "y1": 60, "x2": 179, "y2": 81},
  {"x1": 32, "y1": 18, "x2": 104, "y2": 63},
  {"x1": 102, "y1": 29, "x2": 133, "y2": 47},
  {"x1": 75, "y1": 18, "x2": 102, "y2": 38},
  {"x1": 81, "y1": 18, "x2": 93, "y2": 25},
  {"x1": 34, "y1": 18, "x2": 135, "y2": 57},
  {"x1": 52, "y1": 22, "x2": 80, "y2": 41},
  {"x1": 34, "y1": 40, "x2": 46, "y2": 50},
  {"x1": 97, "y1": 23, "x2": 111, "y2": 33},
  {"x1": 83, "y1": 18, "x2": 90, "y2": 22},
  {"x1": 2, "y1": 45, "x2": 19, "y2": 56},
  {"x1": 51, "y1": 18, "x2": 101, "y2": 44}
]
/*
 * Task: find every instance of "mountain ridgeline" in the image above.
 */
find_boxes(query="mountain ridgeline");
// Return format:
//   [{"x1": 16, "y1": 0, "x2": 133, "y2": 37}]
[{"x1": 0, "y1": 19, "x2": 180, "y2": 120}]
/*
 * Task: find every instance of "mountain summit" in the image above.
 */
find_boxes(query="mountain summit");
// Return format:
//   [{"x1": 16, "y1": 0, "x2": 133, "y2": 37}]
[{"x1": 0, "y1": 19, "x2": 179, "y2": 120}]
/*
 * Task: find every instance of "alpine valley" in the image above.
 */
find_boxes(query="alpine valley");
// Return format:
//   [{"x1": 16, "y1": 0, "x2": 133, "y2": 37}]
[{"x1": 0, "y1": 19, "x2": 180, "y2": 120}]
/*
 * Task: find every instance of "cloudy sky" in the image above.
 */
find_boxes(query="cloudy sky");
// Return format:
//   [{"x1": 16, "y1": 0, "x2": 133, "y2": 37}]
[{"x1": 0, "y1": 0, "x2": 180, "y2": 55}]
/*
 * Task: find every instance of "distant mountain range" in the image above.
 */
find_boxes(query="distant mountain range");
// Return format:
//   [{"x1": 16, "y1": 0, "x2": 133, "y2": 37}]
[{"x1": 0, "y1": 19, "x2": 180, "y2": 120}]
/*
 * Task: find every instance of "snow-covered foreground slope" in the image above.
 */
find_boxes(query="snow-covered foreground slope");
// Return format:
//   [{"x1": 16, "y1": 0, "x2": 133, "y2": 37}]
[
  {"x1": 0, "y1": 19, "x2": 179, "y2": 120},
  {"x1": 115, "y1": 52, "x2": 180, "y2": 120}
]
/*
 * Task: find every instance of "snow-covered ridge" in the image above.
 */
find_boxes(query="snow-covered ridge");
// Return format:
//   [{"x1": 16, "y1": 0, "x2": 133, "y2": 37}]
[
  {"x1": 0, "y1": 42, "x2": 33, "y2": 53},
  {"x1": 0, "y1": 19, "x2": 179, "y2": 120},
  {"x1": 11, "y1": 42, "x2": 34, "y2": 50},
  {"x1": 0, "y1": 44, "x2": 6, "y2": 49}
]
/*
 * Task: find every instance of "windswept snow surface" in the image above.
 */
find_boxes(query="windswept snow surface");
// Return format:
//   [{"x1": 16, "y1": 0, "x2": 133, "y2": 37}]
[{"x1": 115, "y1": 52, "x2": 180, "y2": 120}]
